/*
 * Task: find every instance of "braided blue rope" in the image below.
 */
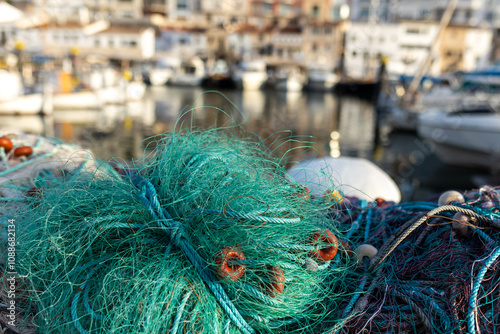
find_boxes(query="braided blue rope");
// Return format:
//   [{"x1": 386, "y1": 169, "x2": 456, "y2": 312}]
[
  {"x1": 171, "y1": 290, "x2": 193, "y2": 334},
  {"x1": 234, "y1": 282, "x2": 283, "y2": 308},
  {"x1": 467, "y1": 246, "x2": 500, "y2": 334},
  {"x1": 191, "y1": 209, "x2": 301, "y2": 224},
  {"x1": 133, "y1": 177, "x2": 256, "y2": 334}
]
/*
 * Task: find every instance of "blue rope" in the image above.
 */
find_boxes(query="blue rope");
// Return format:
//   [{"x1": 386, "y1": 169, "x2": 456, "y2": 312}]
[
  {"x1": 467, "y1": 246, "x2": 500, "y2": 334},
  {"x1": 171, "y1": 290, "x2": 193, "y2": 334},
  {"x1": 133, "y1": 177, "x2": 256, "y2": 334},
  {"x1": 191, "y1": 209, "x2": 301, "y2": 224}
]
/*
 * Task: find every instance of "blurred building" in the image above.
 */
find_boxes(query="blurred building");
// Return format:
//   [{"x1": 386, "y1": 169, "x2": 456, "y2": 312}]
[
  {"x1": 156, "y1": 26, "x2": 207, "y2": 58},
  {"x1": 249, "y1": 0, "x2": 302, "y2": 26},
  {"x1": 344, "y1": 20, "x2": 492, "y2": 79}
]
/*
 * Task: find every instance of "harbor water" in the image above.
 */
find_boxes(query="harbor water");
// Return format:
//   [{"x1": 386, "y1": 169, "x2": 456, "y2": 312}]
[{"x1": 0, "y1": 85, "x2": 488, "y2": 201}]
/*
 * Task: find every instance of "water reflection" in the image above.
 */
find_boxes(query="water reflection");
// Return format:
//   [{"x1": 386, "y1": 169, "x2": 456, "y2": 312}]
[{"x1": 0, "y1": 86, "x2": 376, "y2": 162}]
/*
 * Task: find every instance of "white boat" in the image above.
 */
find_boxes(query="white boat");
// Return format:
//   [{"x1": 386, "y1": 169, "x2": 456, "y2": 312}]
[
  {"x1": 0, "y1": 93, "x2": 45, "y2": 115},
  {"x1": 53, "y1": 90, "x2": 102, "y2": 110},
  {"x1": 233, "y1": 60, "x2": 268, "y2": 90},
  {"x1": 417, "y1": 104, "x2": 500, "y2": 170},
  {"x1": 169, "y1": 57, "x2": 205, "y2": 87},
  {"x1": 306, "y1": 65, "x2": 339, "y2": 92},
  {"x1": 144, "y1": 58, "x2": 178, "y2": 86},
  {"x1": 269, "y1": 65, "x2": 307, "y2": 92},
  {"x1": 53, "y1": 80, "x2": 145, "y2": 110},
  {"x1": 0, "y1": 70, "x2": 51, "y2": 115}
]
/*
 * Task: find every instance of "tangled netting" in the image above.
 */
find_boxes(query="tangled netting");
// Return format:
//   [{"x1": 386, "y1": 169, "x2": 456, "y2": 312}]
[
  {"x1": 331, "y1": 187, "x2": 500, "y2": 333},
  {"x1": 17, "y1": 129, "x2": 351, "y2": 334}
]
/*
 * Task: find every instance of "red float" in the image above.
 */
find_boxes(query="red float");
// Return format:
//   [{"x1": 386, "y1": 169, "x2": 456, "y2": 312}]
[
  {"x1": 13, "y1": 146, "x2": 33, "y2": 157},
  {"x1": 0, "y1": 137, "x2": 13, "y2": 152},
  {"x1": 214, "y1": 246, "x2": 246, "y2": 281},
  {"x1": 310, "y1": 230, "x2": 338, "y2": 262}
]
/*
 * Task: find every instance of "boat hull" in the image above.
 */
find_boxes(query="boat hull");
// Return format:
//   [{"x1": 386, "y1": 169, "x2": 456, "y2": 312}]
[
  {"x1": 418, "y1": 111, "x2": 500, "y2": 170},
  {"x1": 0, "y1": 94, "x2": 44, "y2": 115}
]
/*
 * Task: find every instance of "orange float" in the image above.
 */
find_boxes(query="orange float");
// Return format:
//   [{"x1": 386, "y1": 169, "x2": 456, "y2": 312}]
[
  {"x1": 214, "y1": 246, "x2": 246, "y2": 281},
  {"x1": 13, "y1": 146, "x2": 33, "y2": 157},
  {"x1": 266, "y1": 265, "x2": 285, "y2": 297},
  {"x1": 0, "y1": 137, "x2": 13, "y2": 152},
  {"x1": 310, "y1": 230, "x2": 338, "y2": 262}
]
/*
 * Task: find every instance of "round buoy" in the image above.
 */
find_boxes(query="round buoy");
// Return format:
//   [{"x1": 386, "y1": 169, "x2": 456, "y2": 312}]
[
  {"x1": 354, "y1": 244, "x2": 378, "y2": 263},
  {"x1": 310, "y1": 230, "x2": 338, "y2": 262},
  {"x1": 214, "y1": 246, "x2": 246, "y2": 281},
  {"x1": 438, "y1": 190, "x2": 464, "y2": 206},
  {"x1": 0, "y1": 137, "x2": 13, "y2": 152},
  {"x1": 13, "y1": 146, "x2": 33, "y2": 157},
  {"x1": 452, "y1": 213, "x2": 470, "y2": 237},
  {"x1": 302, "y1": 258, "x2": 319, "y2": 272}
]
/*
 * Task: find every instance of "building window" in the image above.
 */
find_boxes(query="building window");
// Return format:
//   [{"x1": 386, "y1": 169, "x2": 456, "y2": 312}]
[
  {"x1": 312, "y1": 5, "x2": 319, "y2": 17},
  {"x1": 109, "y1": 39, "x2": 114, "y2": 47},
  {"x1": 280, "y1": 4, "x2": 290, "y2": 16},
  {"x1": 262, "y1": 3, "x2": 272, "y2": 13},
  {"x1": 130, "y1": 40, "x2": 137, "y2": 47},
  {"x1": 325, "y1": 27, "x2": 332, "y2": 34},
  {"x1": 95, "y1": 39, "x2": 100, "y2": 47},
  {"x1": 177, "y1": 0, "x2": 187, "y2": 10},
  {"x1": 406, "y1": 28, "x2": 419, "y2": 34}
]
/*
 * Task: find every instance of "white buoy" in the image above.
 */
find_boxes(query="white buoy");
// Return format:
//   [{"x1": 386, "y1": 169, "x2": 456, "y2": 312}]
[
  {"x1": 438, "y1": 190, "x2": 464, "y2": 206},
  {"x1": 354, "y1": 244, "x2": 378, "y2": 263},
  {"x1": 452, "y1": 212, "x2": 470, "y2": 237},
  {"x1": 287, "y1": 157, "x2": 401, "y2": 203}
]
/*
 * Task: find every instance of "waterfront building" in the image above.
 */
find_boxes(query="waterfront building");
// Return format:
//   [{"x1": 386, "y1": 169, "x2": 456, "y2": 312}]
[
  {"x1": 156, "y1": 26, "x2": 207, "y2": 59},
  {"x1": 249, "y1": 0, "x2": 303, "y2": 26},
  {"x1": 226, "y1": 23, "x2": 262, "y2": 60},
  {"x1": 302, "y1": 21, "x2": 346, "y2": 70},
  {"x1": 268, "y1": 24, "x2": 304, "y2": 64},
  {"x1": 344, "y1": 20, "x2": 493, "y2": 79},
  {"x1": 85, "y1": 0, "x2": 145, "y2": 20}
]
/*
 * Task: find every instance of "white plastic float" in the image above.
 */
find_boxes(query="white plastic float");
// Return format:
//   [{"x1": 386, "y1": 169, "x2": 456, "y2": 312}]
[{"x1": 287, "y1": 156, "x2": 401, "y2": 203}]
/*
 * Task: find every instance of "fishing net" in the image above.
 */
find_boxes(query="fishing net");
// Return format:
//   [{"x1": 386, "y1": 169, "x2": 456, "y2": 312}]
[
  {"x1": 330, "y1": 188, "x2": 500, "y2": 333},
  {"x1": 16, "y1": 128, "x2": 350, "y2": 334}
]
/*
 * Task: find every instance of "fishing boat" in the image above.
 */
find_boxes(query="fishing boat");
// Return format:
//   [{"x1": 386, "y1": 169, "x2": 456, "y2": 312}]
[
  {"x1": 417, "y1": 103, "x2": 500, "y2": 170},
  {"x1": 168, "y1": 57, "x2": 205, "y2": 87},
  {"x1": 269, "y1": 65, "x2": 307, "y2": 92},
  {"x1": 305, "y1": 65, "x2": 339, "y2": 92},
  {"x1": 143, "y1": 58, "x2": 178, "y2": 86},
  {"x1": 233, "y1": 60, "x2": 268, "y2": 90},
  {"x1": 0, "y1": 70, "x2": 49, "y2": 115}
]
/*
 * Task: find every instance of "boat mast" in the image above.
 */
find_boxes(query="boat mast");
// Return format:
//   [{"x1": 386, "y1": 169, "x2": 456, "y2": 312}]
[{"x1": 403, "y1": 0, "x2": 458, "y2": 103}]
